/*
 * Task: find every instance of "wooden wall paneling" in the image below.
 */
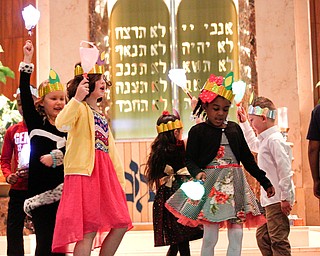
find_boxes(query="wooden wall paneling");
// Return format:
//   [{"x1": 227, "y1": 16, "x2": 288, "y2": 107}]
[
  {"x1": 123, "y1": 142, "x2": 134, "y2": 220},
  {"x1": 139, "y1": 141, "x2": 152, "y2": 222},
  {"x1": 0, "y1": 0, "x2": 36, "y2": 99},
  {"x1": 130, "y1": 141, "x2": 142, "y2": 223}
]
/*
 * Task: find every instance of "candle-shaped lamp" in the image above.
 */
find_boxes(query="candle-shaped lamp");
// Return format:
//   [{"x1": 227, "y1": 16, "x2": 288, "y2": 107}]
[{"x1": 277, "y1": 107, "x2": 289, "y2": 141}]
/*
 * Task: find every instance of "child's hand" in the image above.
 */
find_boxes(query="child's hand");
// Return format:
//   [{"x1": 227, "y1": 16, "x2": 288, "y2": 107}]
[
  {"x1": 75, "y1": 77, "x2": 90, "y2": 102},
  {"x1": 40, "y1": 154, "x2": 54, "y2": 167},
  {"x1": 6, "y1": 173, "x2": 18, "y2": 185},
  {"x1": 23, "y1": 40, "x2": 34, "y2": 63},
  {"x1": 195, "y1": 172, "x2": 206, "y2": 182},
  {"x1": 266, "y1": 186, "x2": 275, "y2": 198},
  {"x1": 191, "y1": 96, "x2": 198, "y2": 111},
  {"x1": 281, "y1": 200, "x2": 292, "y2": 216},
  {"x1": 237, "y1": 106, "x2": 247, "y2": 123}
]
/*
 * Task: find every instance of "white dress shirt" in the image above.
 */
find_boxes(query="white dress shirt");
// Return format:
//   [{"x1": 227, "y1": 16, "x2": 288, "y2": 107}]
[{"x1": 240, "y1": 121, "x2": 295, "y2": 207}]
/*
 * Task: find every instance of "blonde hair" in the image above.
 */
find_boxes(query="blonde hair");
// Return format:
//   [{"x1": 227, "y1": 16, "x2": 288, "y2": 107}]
[{"x1": 251, "y1": 96, "x2": 276, "y2": 110}]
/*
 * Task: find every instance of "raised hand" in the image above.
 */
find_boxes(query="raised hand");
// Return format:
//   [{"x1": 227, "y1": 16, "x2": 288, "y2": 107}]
[
  {"x1": 237, "y1": 106, "x2": 247, "y2": 123},
  {"x1": 23, "y1": 40, "x2": 34, "y2": 63},
  {"x1": 74, "y1": 76, "x2": 90, "y2": 102}
]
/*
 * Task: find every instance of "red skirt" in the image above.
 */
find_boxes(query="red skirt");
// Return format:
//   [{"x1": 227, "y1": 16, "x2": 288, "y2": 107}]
[{"x1": 52, "y1": 150, "x2": 133, "y2": 253}]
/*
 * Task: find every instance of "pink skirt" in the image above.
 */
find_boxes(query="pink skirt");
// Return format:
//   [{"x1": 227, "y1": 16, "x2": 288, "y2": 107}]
[{"x1": 52, "y1": 150, "x2": 133, "y2": 253}]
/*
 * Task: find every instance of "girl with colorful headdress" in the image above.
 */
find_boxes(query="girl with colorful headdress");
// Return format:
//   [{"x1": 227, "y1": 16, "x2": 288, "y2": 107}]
[
  {"x1": 144, "y1": 110, "x2": 203, "y2": 256},
  {"x1": 51, "y1": 58, "x2": 132, "y2": 255},
  {"x1": 19, "y1": 40, "x2": 67, "y2": 256},
  {"x1": 165, "y1": 72, "x2": 275, "y2": 256}
]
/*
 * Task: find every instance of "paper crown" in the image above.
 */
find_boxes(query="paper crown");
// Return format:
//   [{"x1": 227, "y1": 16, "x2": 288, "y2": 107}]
[
  {"x1": 248, "y1": 105, "x2": 277, "y2": 119},
  {"x1": 199, "y1": 72, "x2": 235, "y2": 103},
  {"x1": 156, "y1": 119, "x2": 183, "y2": 134},
  {"x1": 74, "y1": 51, "x2": 106, "y2": 76},
  {"x1": 38, "y1": 69, "x2": 65, "y2": 98},
  {"x1": 156, "y1": 111, "x2": 183, "y2": 133}
]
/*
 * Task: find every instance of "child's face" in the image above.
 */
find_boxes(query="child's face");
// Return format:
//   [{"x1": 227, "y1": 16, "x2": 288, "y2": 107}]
[
  {"x1": 16, "y1": 94, "x2": 23, "y2": 116},
  {"x1": 204, "y1": 96, "x2": 230, "y2": 127},
  {"x1": 248, "y1": 114, "x2": 266, "y2": 134},
  {"x1": 89, "y1": 75, "x2": 107, "y2": 100},
  {"x1": 174, "y1": 128, "x2": 183, "y2": 141},
  {"x1": 41, "y1": 90, "x2": 66, "y2": 120}
]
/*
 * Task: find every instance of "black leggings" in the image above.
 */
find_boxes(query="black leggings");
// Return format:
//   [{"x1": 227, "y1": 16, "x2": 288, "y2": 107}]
[
  {"x1": 31, "y1": 202, "x2": 65, "y2": 256},
  {"x1": 166, "y1": 241, "x2": 191, "y2": 256}
]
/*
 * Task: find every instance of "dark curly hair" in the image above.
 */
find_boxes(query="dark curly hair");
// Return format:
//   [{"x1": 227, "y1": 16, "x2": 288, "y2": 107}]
[{"x1": 144, "y1": 111, "x2": 182, "y2": 190}]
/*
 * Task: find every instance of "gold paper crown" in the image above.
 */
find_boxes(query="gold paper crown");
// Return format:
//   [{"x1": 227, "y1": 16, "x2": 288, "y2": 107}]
[
  {"x1": 39, "y1": 83, "x2": 65, "y2": 98},
  {"x1": 74, "y1": 64, "x2": 105, "y2": 76},
  {"x1": 202, "y1": 81, "x2": 235, "y2": 102},
  {"x1": 156, "y1": 119, "x2": 183, "y2": 134},
  {"x1": 39, "y1": 69, "x2": 65, "y2": 98}
]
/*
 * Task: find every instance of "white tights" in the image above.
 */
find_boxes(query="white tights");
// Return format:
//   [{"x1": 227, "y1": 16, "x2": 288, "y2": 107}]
[{"x1": 201, "y1": 223, "x2": 243, "y2": 256}]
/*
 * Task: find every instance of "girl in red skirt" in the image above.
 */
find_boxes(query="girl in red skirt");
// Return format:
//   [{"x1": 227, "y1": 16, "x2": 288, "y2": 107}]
[{"x1": 52, "y1": 63, "x2": 132, "y2": 255}]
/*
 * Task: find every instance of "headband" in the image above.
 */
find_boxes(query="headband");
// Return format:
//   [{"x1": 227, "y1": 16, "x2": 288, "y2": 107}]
[{"x1": 248, "y1": 105, "x2": 277, "y2": 119}]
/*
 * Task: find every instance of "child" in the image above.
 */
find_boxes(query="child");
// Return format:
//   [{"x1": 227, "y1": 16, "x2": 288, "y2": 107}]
[
  {"x1": 0, "y1": 86, "x2": 37, "y2": 256},
  {"x1": 237, "y1": 96, "x2": 295, "y2": 256},
  {"x1": 52, "y1": 62, "x2": 132, "y2": 255},
  {"x1": 166, "y1": 73, "x2": 275, "y2": 256},
  {"x1": 144, "y1": 110, "x2": 203, "y2": 256},
  {"x1": 19, "y1": 40, "x2": 66, "y2": 256}
]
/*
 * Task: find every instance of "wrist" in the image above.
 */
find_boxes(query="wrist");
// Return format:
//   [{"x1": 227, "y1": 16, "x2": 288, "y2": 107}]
[
  {"x1": 19, "y1": 62, "x2": 34, "y2": 73},
  {"x1": 23, "y1": 57, "x2": 32, "y2": 64}
]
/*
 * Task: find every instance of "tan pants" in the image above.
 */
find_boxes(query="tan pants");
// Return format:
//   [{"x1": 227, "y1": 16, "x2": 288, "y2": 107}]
[{"x1": 256, "y1": 202, "x2": 291, "y2": 256}]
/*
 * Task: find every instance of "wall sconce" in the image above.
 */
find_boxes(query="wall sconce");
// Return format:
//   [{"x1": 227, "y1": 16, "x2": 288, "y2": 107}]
[{"x1": 278, "y1": 107, "x2": 289, "y2": 141}]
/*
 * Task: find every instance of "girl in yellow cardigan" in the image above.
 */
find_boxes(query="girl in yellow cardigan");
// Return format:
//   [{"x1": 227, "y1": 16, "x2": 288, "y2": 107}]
[{"x1": 52, "y1": 64, "x2": 132, "y2": 255}]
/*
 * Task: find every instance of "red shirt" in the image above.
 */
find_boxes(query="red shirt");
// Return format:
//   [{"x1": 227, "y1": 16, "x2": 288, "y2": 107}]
[{"x1": 1, "y1": 121, "x2": 29, "y2": 190}]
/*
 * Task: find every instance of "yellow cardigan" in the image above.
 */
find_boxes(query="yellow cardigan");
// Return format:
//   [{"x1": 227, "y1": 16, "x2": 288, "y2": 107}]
[{"x1": 55, "y1": 98, "x2": 125, "y2": 189}]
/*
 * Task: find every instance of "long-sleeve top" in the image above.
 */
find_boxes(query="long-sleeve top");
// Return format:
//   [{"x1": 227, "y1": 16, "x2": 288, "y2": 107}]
[
  {"x1": 240, "y1": 121, "x2": 295, "y2": 207},
  {"x1": 307, "y1": 104, "x2": 320, "y2": 140},
  {"x1": 186, "y1": 121, "x2": 273, "y2": 191},
  {"x1": 0, "y1": 121, "x2": 29, "y2": 190},
  {"x1": 19, "y1": 71, "x2": 66, "y2": 197},
  {"x1": 55, "y1": 98, "x2": 125, "y2": 188}
]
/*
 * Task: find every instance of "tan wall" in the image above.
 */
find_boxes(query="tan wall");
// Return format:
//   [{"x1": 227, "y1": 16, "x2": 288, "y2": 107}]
[
  {"x1": 36, "y1": 0, "x2": 89, "y2": 84},
  {"x1": 255, "y1": 0, "x2": 319, "y2": 225}
]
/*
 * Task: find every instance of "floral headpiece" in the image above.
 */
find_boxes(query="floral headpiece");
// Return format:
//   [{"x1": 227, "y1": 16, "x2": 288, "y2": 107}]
[
  {"x1": 38, "y1": 69, "x2": 65, "y2": 98},
  {"x1": 156, "y1": 110, "x2": 183, "y2": 134},
  {"x1": 248, "y1": 105, "x2": 277, "y2": 119},
  {"x1": 74, "y1": 51, "x2": 106, "y2": 76},
  {"x1": 199, "y1": 72, "x2": 235, "y2": 103}
]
